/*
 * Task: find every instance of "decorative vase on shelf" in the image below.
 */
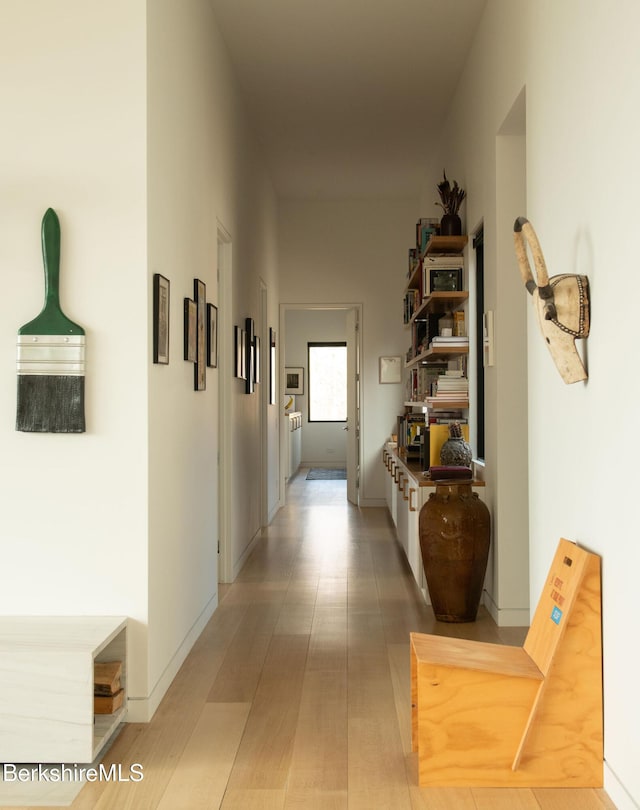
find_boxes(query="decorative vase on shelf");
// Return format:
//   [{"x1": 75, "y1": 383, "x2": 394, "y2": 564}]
[
  {"x1": 419, "y1": 481, "x2": 490, "y2": 622},
  {"x1": 435, "y1": 170, "x2": 466, "y2": 237},
  {"x1": 439, "y1": 422, "x2": 472, "y2": 467},
  {"x1": 439, "y1": 213, "x2": 462, "y2": 236}
]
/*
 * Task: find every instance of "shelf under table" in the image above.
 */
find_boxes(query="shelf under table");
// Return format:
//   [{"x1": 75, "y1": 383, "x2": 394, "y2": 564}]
[{"x1": 0, "y1": 615, "x2": 127, "y2": 764}]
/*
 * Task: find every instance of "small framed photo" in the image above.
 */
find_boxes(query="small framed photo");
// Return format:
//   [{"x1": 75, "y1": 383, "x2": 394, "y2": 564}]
[
  {"x1": 254, "y1": 336, "x2": 261, "y2": 384},
  {"x1": 153, "y1": 274, "x2": 170, "y2": 364},
  {"x1": 245, "y1": 317, "x2": 255, "y2": 394},
  {"x1": 194, "y1": 278, "x2": 206, "y2": 391},
  {"x1": 235, "y1": 326, "x2": 246, "y2": 379},
  {"x1": 269, "y1": 328, "x2": 276, "y2": 405},
  {"x1": 285, "y1": 367, "x2": 304, "y2": 395},
  {"x1": 207, "y1": 303, "x2": 218, "y2": 368},
  {"x1": 184, "y1": 298, "x2": 197, "y2": 362},
  {"x1": 379, "y1": 355, "x2": 402, "y2": 384}
]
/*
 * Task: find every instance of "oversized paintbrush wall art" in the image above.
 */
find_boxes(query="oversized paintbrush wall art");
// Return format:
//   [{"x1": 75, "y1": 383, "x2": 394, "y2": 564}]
[{"x1": 16, "y1": 209, "x2": 86, "y2": 433}]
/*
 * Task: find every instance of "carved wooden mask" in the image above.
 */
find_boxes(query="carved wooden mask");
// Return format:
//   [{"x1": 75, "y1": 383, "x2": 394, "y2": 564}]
[{"x1": 514, "y1": 217, "x2": 590, "y2": 384}]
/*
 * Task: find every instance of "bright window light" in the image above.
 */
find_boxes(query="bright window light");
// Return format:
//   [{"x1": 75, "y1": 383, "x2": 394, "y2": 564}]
[{"x1": 308, "y1": 342, "x2": 347, "y2": 422}]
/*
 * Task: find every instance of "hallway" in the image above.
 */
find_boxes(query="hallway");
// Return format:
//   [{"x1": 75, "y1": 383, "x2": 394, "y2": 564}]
[{"x1": 63, "y1": 472, "x2": 613, "y2": 810}]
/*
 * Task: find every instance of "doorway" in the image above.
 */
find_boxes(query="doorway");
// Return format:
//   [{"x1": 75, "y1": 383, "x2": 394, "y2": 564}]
[{"x1": 279, "y1": 304, "x2": 362, "y2": 506}]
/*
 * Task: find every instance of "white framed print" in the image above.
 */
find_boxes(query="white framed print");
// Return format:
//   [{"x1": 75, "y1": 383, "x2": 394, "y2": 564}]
[
  {"x1": 379, "y1": 355, "x2": 402, "y2": 384},
  {"x1": 285, "y1": 367, "x2": 304, "y2": 395}
]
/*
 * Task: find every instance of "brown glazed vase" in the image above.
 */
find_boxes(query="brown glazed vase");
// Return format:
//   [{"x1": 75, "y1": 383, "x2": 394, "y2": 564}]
[{"x1": 419, "y1": 482, "x2": 490, "y2": 622}]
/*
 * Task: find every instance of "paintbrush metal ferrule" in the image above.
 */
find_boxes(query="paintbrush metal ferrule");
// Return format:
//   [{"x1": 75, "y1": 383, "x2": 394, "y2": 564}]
[{"x1": 17, "y1": 334, "x2": 85, "y2": 376}]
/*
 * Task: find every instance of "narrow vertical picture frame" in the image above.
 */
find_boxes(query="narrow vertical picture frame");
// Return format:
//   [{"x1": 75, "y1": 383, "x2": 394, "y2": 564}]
[
  {"x1": 234, "y1": 326, "x2": 244, "y2": 378},
  {"x1": 194, "y1": 278, "x2": 206, "y2": 391},
  {"x1": 254, "y1": 336, "x2": 261, "y2": 384},
  {"x1": 207, "y1": 303, "x2": 218, "y2": 368},
  {"x1": 184, "y1": 298, "x2": 197, "y2": 362},
  {"x1": 153, "y1": 274, "x2": 170, "y2": 364},
  {"x1": 245, "y1": 317, "x2": 255, "y2": 393},
  {"x1": 269, "y1": 327, "x2": 276, "y2": 405}
]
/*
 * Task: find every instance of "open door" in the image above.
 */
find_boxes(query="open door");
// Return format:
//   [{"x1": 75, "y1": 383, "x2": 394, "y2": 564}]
[{"x1": 346, "y1": 307, "x2": 360, "y2": 505}]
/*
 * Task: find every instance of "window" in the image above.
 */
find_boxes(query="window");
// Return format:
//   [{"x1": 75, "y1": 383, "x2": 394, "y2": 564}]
[{"x1": 308, "y1": 342, "x2": 347, "y2": 422}]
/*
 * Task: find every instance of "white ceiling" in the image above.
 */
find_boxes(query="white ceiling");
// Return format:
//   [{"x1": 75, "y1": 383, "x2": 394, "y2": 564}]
[{"x1": 209, "y1": 0, "x2": 487, "y2": 199}]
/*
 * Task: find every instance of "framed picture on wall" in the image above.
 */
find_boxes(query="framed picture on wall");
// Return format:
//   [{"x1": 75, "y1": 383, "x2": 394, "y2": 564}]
[
  {"x1": 235, "y1": 326, "x2": 246, "y2": 379},
  {"x1": 254, "y1": 336, "x2": 261, "y2": 384},
  {"x1": 245, "y1": 317, "x2": 255, "y2": 394},
  {"x1": 184, "y1": 298, "x2": 197, "y2": 362},
  {"x1": 379, "y1": 356, "x2": 402, "y2": 384},
  {"x1": 152, "y1": 274, "x2": 170, "y2": 364},
  {"x1": 207, "y1": 303, "x2": 218, "y2": 368},
  {"x1": 285, "y1": 366, "x2": 304, "y2": 395},
  {"x1": 194, "y1": 278, "x2": 206, "y2": 391},
  {"x1": 269, "y1": 327, "x2": 276, "y2": 405}
]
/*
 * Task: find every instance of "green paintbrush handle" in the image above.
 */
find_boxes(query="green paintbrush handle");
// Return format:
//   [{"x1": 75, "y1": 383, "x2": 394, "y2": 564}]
[{"x1": 19, "y1": 208, "x2": 85, "y2": 335}]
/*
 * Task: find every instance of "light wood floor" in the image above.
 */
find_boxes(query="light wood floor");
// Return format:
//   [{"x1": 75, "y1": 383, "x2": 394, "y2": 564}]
[{"x1": 17, "y1": 471, "x2": 617, "y2": 809}]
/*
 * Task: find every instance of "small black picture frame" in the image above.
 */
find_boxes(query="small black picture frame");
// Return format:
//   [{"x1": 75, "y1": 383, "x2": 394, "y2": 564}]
[
  {"x1": 269, "y1": 327, "x2": 276, "y2": 405},
  {"x1": 245, "y1": 317, "x2": 255, "y2": 394},
  {"x1": 184, "y1": 298, "x2": 196, "y2": 362},
  {"x1": 194, "y1": 278, "x2": 206, "y2": 391},
  {"x1": 207, "y1": 303, "x2": 218, "y2": 368},
  {"x1": 153, "y1": 274, "x2": 170, "y2": 364},
  {"x1": 254, "y1": 336, "x2": 261, "y2": 384},
  {"x1": 235, "y1": 326, "x2": 246, "y2": 379}
]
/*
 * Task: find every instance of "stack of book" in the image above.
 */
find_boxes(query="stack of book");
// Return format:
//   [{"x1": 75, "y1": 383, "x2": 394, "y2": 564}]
[
  {"x1": 425, "y1": 371, "x2": 469, "y2": 406},
  {"x1": 430, "y1": 335, "x2": 469, "y2": 349},
  {"x1": 94, "y1": 661, "x2": 124, "y2": 715}
]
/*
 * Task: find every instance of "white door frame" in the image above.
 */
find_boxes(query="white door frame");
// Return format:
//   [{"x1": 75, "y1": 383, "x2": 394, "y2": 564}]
[
  {"x1": 278, "y1": 302, "x2": 363, "y2": 505},
  {"x1": 217, "y1": 223, "x2": 233, "y2": 583}
]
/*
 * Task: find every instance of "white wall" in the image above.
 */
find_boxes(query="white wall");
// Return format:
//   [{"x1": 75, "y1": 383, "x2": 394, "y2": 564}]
[
  {"x1": 425, "y1": 1, "x2": 640, "y2": 805},
  {"x1": 279, "y1": 199, "x2": 417, "y2": 505},
  {"x1": 1, "y1": 0, "x2": 280, "y2": 722},
  {"x1": 0, "y1": 0, "x2": 150, "y2": 698},
  {"x1": 284, "y1": 309, "x2": 348, "y2": 465}
]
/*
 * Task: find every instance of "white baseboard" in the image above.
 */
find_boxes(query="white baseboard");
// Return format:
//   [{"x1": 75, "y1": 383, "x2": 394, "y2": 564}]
[
  {"x1": 604, "y1": 761, "x2": 639, "y2": 809},
  {"x1": 233, "y1": 527, "x2": 262, "y2": 581},
  {"x1": 483, "y1": 589, "x2": 530, "y2": 627},
  {"x1": 125, "y1": 591, "x2": 219, "y2": 723},
  {"x1": 358, "y1": 497, "x2": 386, "y2": 508}
]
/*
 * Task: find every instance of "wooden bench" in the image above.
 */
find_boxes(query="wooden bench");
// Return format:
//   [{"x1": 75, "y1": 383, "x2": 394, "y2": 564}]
[{"x1": 410, "y1": 537, "x2": 603, "y2": 787}]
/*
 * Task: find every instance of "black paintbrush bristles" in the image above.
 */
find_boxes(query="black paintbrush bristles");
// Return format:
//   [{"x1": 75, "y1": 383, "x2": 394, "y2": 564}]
[{"x1": 16, "y1": 375, "x2": 85, "y2": 433}]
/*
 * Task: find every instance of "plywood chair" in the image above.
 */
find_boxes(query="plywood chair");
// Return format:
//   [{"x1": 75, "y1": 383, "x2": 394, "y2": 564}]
[{"x1": 410, "y1": 537, "x2": 602, "y2": 787}]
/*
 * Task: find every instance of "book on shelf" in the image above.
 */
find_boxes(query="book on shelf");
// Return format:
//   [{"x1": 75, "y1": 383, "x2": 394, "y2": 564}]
[
  {"x1": 403, "y1": 289, "x2": 420, "y2": 323},
  {"x1": 416, "y1": 218, "x2": 439, "y2": 254},
  {"x1": 453, "y1": 310, "x2": 465, "y2": 336},
  {"x1": 430, "y1": 336, "x2": 469, "y2": 349}
]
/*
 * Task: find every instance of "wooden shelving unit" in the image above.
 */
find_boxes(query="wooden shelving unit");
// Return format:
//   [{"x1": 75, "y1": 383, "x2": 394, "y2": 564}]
[
  {"x1": 423, "y1": 234, "x2": 468, "y2": 256},
  {"x1": 410, "y1": 291, "x2": 468, "y2": 324},
  {"x1": 400, "y1": 227, "x2": 470, "y2": 445},
  {"x1": 406, "y1": 344, "x2": 469, "y2": 369}
]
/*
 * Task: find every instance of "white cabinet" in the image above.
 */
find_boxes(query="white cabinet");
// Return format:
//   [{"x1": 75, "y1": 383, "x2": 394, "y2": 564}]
[
  {"x1": 383, "y1": 444, "x2": 488, "y2": 608},
  {"x1": 286, "y1": 412, "x2": 302, "y2": 481},
  {"x1": 383, "y1": 446, "x2": 431, "y2": 604},
  {"x1": 0, "y1": 616, "x2": 127, "y2": 763}
]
